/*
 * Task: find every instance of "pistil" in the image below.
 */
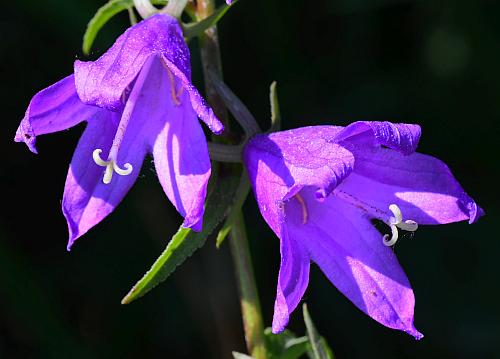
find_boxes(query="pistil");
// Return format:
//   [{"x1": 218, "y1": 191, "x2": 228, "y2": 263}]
[
  {"x1": 92, "y1": 58, "x2": 153, "y2": 184},
  {"x1": 334, "y1": 189, "x2": 418, "y2": 246}
]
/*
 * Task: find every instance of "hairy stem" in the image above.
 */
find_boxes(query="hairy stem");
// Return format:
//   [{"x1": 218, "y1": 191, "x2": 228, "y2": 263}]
[
  {"x1": 195, "y1": 1, "x2": 267, "y2": 358},
  {"x1": 229, "y1": 212, "x2": 267, "y2": 359}
]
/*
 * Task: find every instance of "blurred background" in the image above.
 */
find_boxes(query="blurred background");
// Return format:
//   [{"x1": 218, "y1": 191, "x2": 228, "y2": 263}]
[{"x1": 1, "y1": 0, "x2": 499, "y2": 358}]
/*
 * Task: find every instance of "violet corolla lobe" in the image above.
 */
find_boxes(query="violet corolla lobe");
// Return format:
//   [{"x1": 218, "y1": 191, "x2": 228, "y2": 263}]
[
  {"x1": 243, "y1": 121, "x2": 483, "y2": 338},
  {"x1": 15, "y1": 14, "x2": 223, "y2": 250}
]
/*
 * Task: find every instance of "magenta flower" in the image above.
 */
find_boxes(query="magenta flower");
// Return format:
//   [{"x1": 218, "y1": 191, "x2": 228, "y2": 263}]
[
  {"x1": 243, "y1": 121, "x2": 483, "y2": 338},
  {"x1": 15, "y1": 14, "x2": 223, "y2": 250}
]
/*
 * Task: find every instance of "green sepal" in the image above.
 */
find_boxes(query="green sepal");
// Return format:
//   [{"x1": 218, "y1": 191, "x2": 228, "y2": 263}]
[
  {"x1": 183, "y1": 0, "x2": 236, "y2": 39},
  {"x1": 121, "y1": 172, "x2": 239, "y2": 304},
  {"x1": 303, "y1": 304, "x2": 335, "y2": 359},
  {"x1": 269, "y1": 81, "x2": 281, "y2": 132},
  {"x1": 82, "y1": 0, "x2": 167, "y2": 55},
  {"x1": 264, "y1": 328, "x2": 309, "y2": 359}
]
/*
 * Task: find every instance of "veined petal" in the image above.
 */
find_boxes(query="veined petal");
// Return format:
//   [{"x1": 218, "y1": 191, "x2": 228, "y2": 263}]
[
  {"x1": 63, "y1": 111, "x2": 146, "y2": 250},
  {"x1": 272, "y1": 234, "x2": 310, "y2": 333},
  {"x1": 286, "y1": 187, "x2": 423, "y2": 339},
  {"x1": 74, "y1": 14, "x2": 190, "y2": 111},
  {"x1": 339, "y1": 146, "x2": 484, "y2": 224},
  {"x1": 142, "y1": 59, "x2": 211, "y2": 231},
  {"x1": 243, "y1": 126, "x2": 354, "y2": 235},
  {"x1": 334, "y1": 121, "x2": 421, "y2": 155},
  {"x1": 15, "y1": 75, "x2": 99, "y2": 154}
]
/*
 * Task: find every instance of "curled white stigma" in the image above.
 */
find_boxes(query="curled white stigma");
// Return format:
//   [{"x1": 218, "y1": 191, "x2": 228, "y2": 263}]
[
  {"x1": 92, "y1": 149, "x2": 133, "y2": 184},
  {"x1": 383, "y1": 204, "x2": 418, "y2": 246}
]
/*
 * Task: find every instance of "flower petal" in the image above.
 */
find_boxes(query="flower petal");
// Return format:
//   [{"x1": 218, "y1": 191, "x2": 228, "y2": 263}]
[
  {"x1": 334, "y1": 121, "x2": 421, "y2": 155},
  {"x1": 63, "y1": 112, "x2": 146, "y2": 250},
  {"x1": 15, "y1": 75, "x2": 99, "y2": 154},
  {"x1": 286, "y1": 187, "x2": 423, "y2": 339},
  {"x1": 142, "y1": 59, "x2": 211, "y2": 231},
  {"x1": 74, "y1": 14, "x2": 190, "y2": 111},
  {"x1": 161, "y1": 56, "x2": 224, "y2": 134},
  {"x1": 340, "y1": 146, "x2": 483, "y2": 224},
  {"x1": 243, "y1": 126, "x2": 354, "y2": 235},
  {"x1": 272, "y1": 234, "x2": 310, "y2": 333}
]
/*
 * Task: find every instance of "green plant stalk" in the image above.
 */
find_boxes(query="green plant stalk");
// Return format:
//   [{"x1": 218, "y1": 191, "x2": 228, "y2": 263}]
[
  {"x1": 195, "y1": 1, "x2": 267, "y2": 358},
  {"x1": 229, "y1": 212, "x2": 267, "y2": 359},
  {"x1": 196, "y1": 0, "x2": 229, "y2": 133}
]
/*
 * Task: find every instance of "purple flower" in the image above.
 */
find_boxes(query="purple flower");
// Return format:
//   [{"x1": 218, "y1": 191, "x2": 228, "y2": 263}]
[
  {"x1": 243, "y1": 121, "x2": 483, "y2": 338},
  {"x1": 15, "y1": 14, "x2": 223, "y2": 250}
]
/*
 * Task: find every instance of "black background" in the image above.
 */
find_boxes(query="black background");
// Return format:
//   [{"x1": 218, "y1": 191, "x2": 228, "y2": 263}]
[{"x1": 1, "y1": 0, "x2": 499, "y2": 358}]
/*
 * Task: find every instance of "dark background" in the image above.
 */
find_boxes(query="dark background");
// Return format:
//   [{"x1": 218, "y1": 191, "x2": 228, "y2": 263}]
[{"x1": 1, "y1": 0, "x2": 499, "y2": 358}]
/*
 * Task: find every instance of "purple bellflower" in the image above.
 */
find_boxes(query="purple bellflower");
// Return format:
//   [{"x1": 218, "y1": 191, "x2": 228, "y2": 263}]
[
  {"x1": 243, "y1": 121, "x2": 483, "y2": 338},
  {"x1": 15, "y1": 14, "x2": 223, "y2": 250}
]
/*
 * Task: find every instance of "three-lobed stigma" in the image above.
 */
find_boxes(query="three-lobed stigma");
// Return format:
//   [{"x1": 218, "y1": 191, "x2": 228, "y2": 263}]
[
  {"x1": 92, "y1": 149, "x2": 133, "y2": 184},
  {"x1": 383, "y1": 204, "x2": 418, "y2": 246}
]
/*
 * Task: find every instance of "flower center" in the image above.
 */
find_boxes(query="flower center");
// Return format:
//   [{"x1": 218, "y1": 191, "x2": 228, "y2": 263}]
[
  {"x1": 382, "y1": 204, "x2": 418, "y2": 246},
  {"x1": 333, "y1": 189, "x2": 418, "y2": 246},
  {"x1": 92, "y1": 149, "x2": 133, "y2": 184},
  {"x1": 92, "y1": 58, "x2": 153, "y2": 184}
]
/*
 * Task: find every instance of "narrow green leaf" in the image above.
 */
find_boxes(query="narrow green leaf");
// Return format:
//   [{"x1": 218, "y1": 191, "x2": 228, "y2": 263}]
[
  {"x1": 183, "y1": 0, "x2": 236, "y2": 38},
  {"x1": 82, "y1": 0, "x2": 167, "y2": 55},
  {"x1": 269, "y1": 81, "x2": 281, "y2": 132},
  {"x1": 121, "y1": 173, "x2": 240, "y2": 304},
  {"x1": 83, "y1": 0, "x2": 132, "y2": 55},
  {"x1": 232, "y1": 352, "x2": 254, "y2": 359},
  {"x1": 303, "y1": 304, "x2": 335, "y2": 359},
  {"x1": 216, "y1": 174, "x2": 250, "y2": 248}
]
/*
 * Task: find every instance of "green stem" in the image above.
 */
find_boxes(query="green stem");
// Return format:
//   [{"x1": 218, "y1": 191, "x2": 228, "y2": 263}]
[
  {"x1": 196, "y1": 0, "x2": 229, "y2": 133},
  {"x1": 195, "y1": 1, "x2": 267, "y2": 358},
  {"x1": 229, "y1": 212, "x2": 267, "y2": 359}
]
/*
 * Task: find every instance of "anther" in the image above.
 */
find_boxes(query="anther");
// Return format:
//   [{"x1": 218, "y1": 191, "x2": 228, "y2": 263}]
[
  {"x1": 162, "y1": 59, "x2": 182, "y2": 106},
  {"x1": 383, "y1": 204, "x2": 418, "y2": 247},
  {"x1": 92, "y1": 149, "x2": 133, "y2": 184},
  {"x1": 294, "y1": 193, "x2": 308, "y2": 224}
]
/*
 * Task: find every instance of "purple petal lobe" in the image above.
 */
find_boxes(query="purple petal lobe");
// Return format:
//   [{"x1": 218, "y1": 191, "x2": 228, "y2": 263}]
[
  {"x1": 272, "y1": 234, "x2": 310, "y2": 333},
  {"x1": 63, "y1": 112, "x2": 146, "y2": 250},
  {"x1": 15, "y1": 75, "x2": 99, "y2": 153},
  {"x1": 143, "y1": 59, "x2": 211, "y2": 231},
  {"x1": 340, "y1": 146, "x2": 484, "y2": 224},
  {"x1": 161, "y1": 56, "x2": 224, "y2": 134},
  {"x1": 243, "y1": 126, "x2": 354, "y2": 235},
  {"x1": 335, "y1": 121, "x2": 421, "y2": 155},
  {"x1": 74, "y1": 14, "x2": 190, "y2": 112},
  {"x1": 286, "y1": 187, "x2": 423, "y2": 339}
]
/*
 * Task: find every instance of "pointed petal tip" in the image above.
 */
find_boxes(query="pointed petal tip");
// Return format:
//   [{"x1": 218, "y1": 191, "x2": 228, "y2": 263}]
[
  {"x1": 271, "y1": 316, "x2": 288, "y2": 334},
  {"x1": 467, "y1": 201, "x2": 485, "y2": 224},
  {"x1": 15, "y1": 120, "x2": 38, "y2": 154},
  {"x1": 406, "y1": 326, "x2": 424, "y2": 340},
  {"x1": 205, "y1": 112, "x2": 224, "y2": 135}
]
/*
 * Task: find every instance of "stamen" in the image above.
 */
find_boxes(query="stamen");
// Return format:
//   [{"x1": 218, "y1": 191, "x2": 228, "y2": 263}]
[
  {"x1": 161, "y1": 59, "x2": 182, "y2": 106},
  {"x1": 92, "y1": 149, "x2": 133, "y2": 184},
  {"x1": 382, "y1": 204, "x2": 419, "y2": 247},
  {"x1": 294, "y1": 193, "x2": 308, "y2": 224}
]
